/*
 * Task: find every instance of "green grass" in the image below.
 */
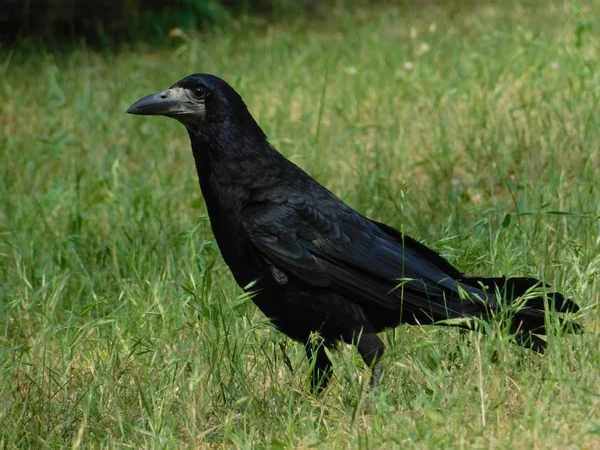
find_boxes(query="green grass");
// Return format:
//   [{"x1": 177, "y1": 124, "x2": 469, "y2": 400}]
[{"x1": 1, "y1": 1, "x2": 599, "y2": 448}]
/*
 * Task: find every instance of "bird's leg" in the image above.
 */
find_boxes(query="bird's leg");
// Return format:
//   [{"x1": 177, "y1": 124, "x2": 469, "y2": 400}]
[
  {"x1": 305, "y1": 340, "x2": 333, "y2": 394},
  {"x1": 356, "y1": 333, "x2": 386, "y2": 388}
]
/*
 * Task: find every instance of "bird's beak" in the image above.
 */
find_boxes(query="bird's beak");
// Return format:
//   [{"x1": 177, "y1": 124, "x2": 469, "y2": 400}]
[{"x1": 126, "y1": 88, "x2": 188, "y2": 116}]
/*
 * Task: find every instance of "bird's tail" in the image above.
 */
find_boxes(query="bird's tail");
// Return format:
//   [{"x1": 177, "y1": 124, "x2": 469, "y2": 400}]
[
  {"x1": 368, "y1": 220, "x2": 581, "y2": 351},
  {"x1": 458, "y1": 275, "x2": 581, "y2": 353}
]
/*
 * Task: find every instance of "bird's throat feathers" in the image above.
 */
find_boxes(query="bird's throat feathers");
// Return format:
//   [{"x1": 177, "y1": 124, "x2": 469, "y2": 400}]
[{"x1": 190, "y1": 116, "x2": 284, "y2": 187}]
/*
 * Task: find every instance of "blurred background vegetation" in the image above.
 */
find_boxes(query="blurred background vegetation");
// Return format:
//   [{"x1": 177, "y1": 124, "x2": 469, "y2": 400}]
[
  {"x1": 1, "y1": 0, "x2": 473, "y2": 44},
  {"x1": 1, "y1": 0, "x2": 332, "y2": 43}
]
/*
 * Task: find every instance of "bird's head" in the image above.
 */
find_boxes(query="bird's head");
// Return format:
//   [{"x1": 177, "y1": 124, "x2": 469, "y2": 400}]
[{"x1": 127, "y1": 74, "x2": 252, "y2": 137}]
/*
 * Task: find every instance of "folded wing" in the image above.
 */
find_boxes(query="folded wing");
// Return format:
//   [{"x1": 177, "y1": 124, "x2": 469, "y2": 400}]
[{"x1": 242, "y1": 192, "x2": 488, "y2": 322}]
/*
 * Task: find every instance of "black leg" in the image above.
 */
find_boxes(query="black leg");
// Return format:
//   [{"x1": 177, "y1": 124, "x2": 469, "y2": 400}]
[
  {"x1": 356, "y1": 333, "x2": 386, "y2": 387},
  {"x1": 305, "y1": 340, "x2": 333, "y2": 394}
]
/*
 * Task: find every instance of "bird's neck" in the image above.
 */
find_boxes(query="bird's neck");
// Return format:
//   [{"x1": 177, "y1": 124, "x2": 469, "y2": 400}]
[
  {"x1": 188, "y1": 119, "x2": 288, "y2": 234},
  {"x1": 188, "y1": 119, "x2": 287, "y2": 282},
  {"x1": 187, "y1": 121, "x2": 280, "y2": 286},
  {"x1": 190, "y1": 119, "x2": 284, "y2": 189}
]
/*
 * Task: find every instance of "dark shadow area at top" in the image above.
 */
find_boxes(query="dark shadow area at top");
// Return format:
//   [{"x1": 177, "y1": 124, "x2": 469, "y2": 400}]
[{"x1": 1, "y1": 0, "x2": 486, "y2": 47}]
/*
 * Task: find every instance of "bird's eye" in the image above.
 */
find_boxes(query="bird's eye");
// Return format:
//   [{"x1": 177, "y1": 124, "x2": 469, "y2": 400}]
[{"x1": 194, "y1": 87, "x2": 207, "y2": 99}]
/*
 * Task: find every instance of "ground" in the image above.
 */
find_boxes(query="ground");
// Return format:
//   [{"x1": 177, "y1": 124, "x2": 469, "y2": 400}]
[{"x1": 1, "y1": 0, "x2": 599, "y2": 448}]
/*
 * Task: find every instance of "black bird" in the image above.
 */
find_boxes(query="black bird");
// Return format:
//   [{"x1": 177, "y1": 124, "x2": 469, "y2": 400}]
[{"x1": 127, "y1": 74, "x2": 580, "y2": 391}]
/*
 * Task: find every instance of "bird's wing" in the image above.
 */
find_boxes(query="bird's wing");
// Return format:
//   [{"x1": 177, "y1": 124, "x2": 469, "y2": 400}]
[{"x1": 242, "y1": 191, "x2": 480, "y2": 315}]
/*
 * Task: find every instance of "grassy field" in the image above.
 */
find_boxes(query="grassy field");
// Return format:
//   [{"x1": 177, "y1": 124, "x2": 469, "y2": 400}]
[{"x1": 1, "y1": 0, "x2": 599, "y2": 448}]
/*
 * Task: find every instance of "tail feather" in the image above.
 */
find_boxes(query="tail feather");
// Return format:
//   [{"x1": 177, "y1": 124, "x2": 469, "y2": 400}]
[
  {"x1": 460, "y1": 274, "x2": 580, "y2": 313},
  {"x1": 454, "y1": 274, "x2": 582, "y2": 353},
  {"x1": 519, "y1": 293, "x2": 580, "y2": 314},
  {"x1": 511, "y1": 308, "x2": 583, "y2": 334},
  {"x1": 368, "y1": 219, "x2": 582, "y2": 351}
]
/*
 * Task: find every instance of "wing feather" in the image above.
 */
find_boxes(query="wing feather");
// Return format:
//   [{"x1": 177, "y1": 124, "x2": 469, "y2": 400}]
[{"x1": 242, "y1": 194, "x2": 484, "y2": 319}]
